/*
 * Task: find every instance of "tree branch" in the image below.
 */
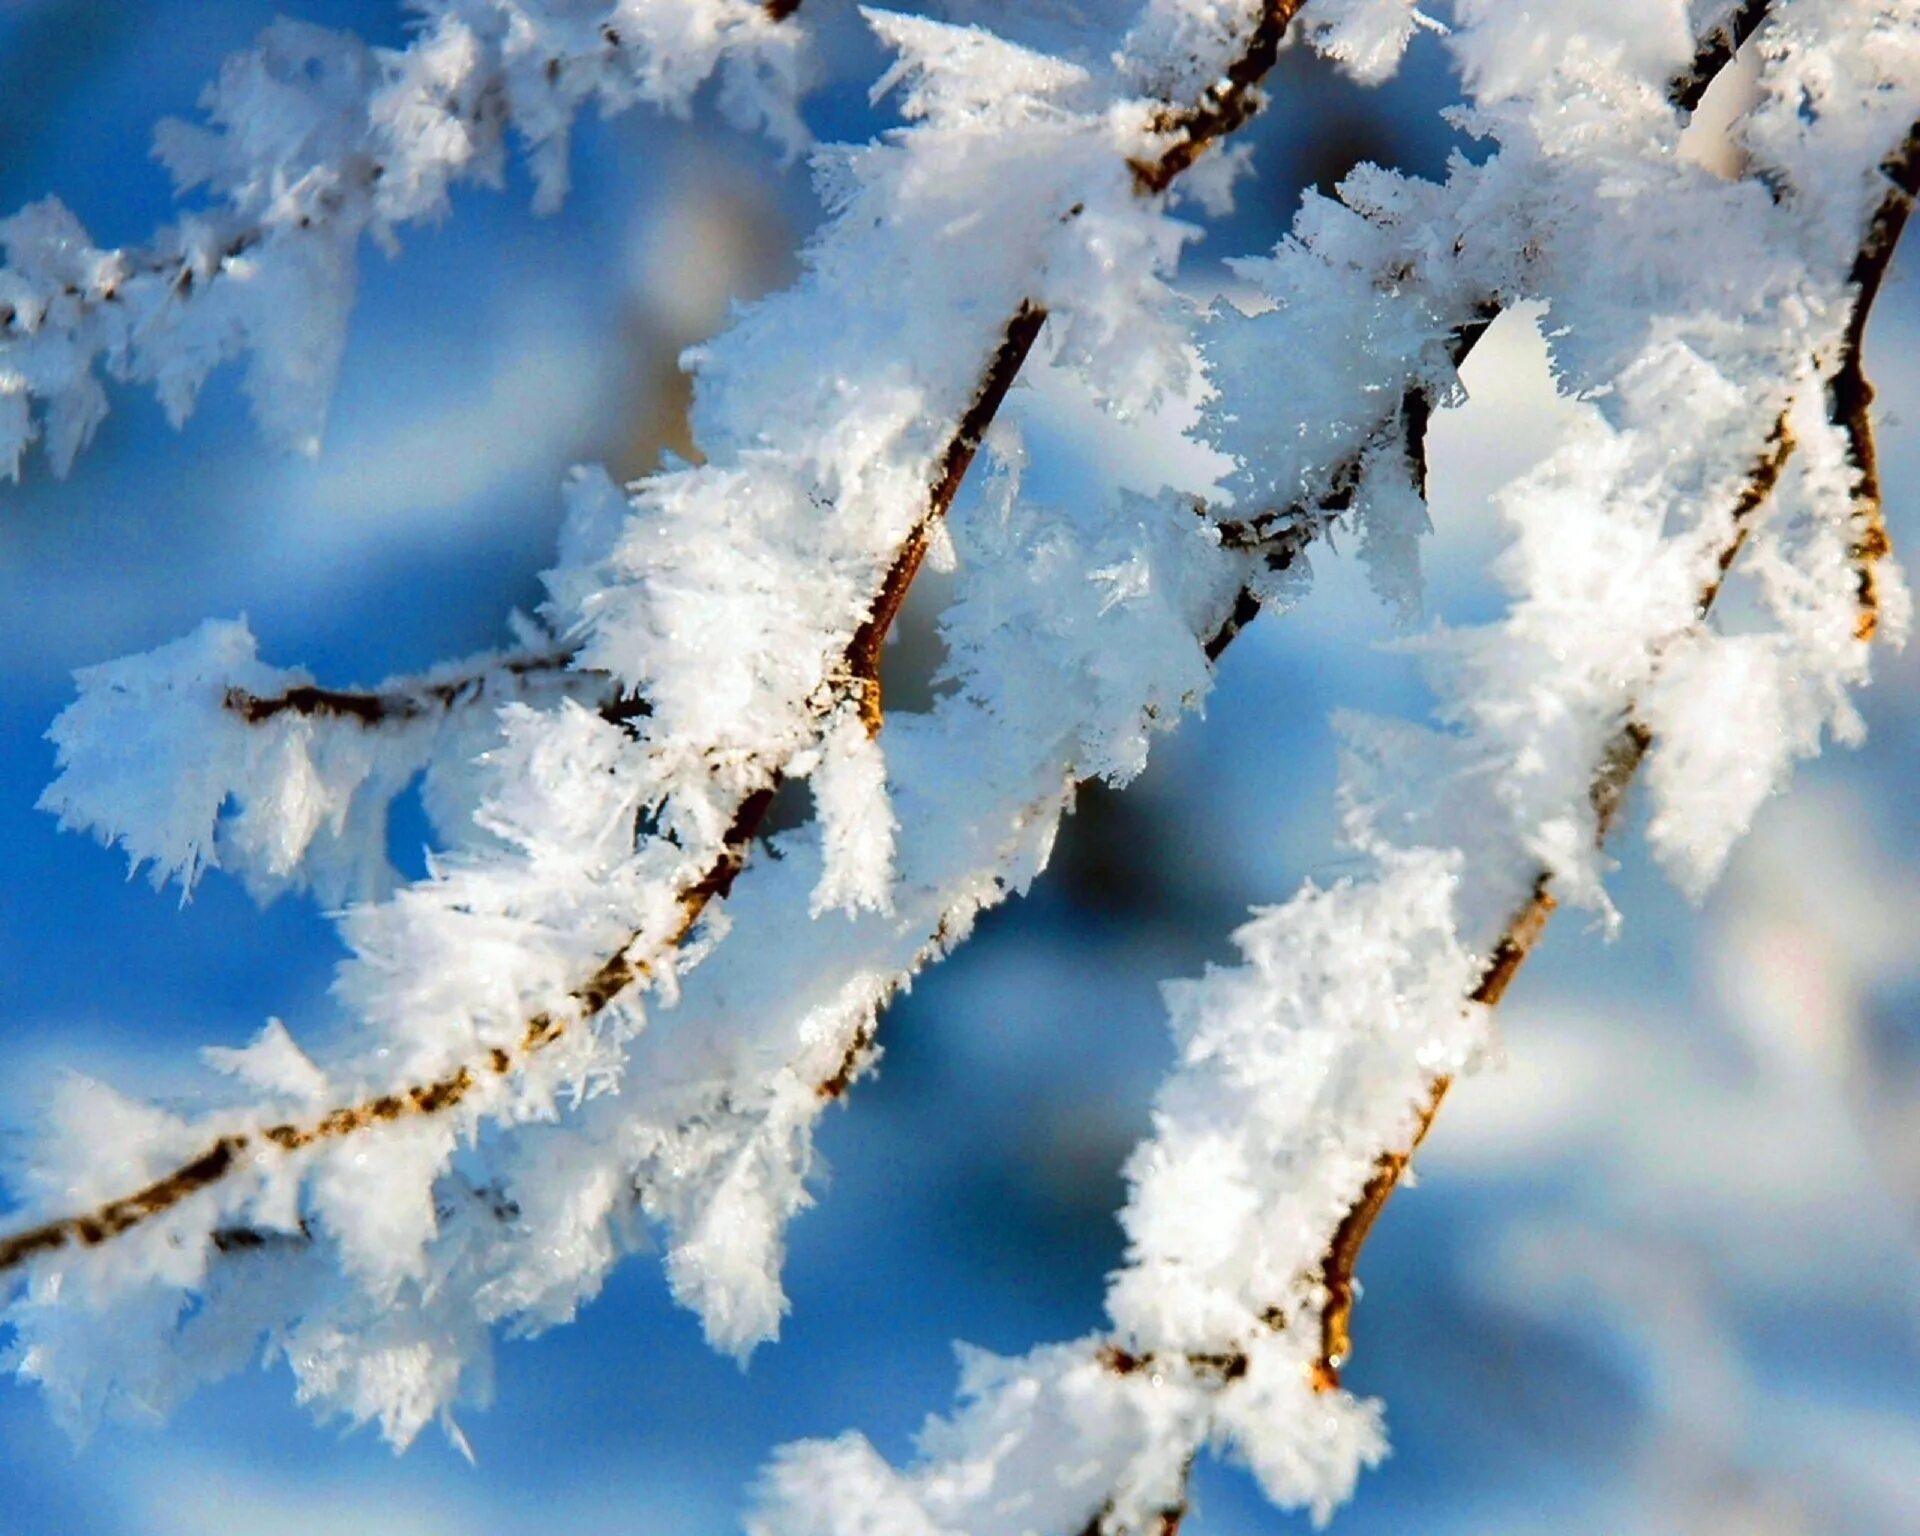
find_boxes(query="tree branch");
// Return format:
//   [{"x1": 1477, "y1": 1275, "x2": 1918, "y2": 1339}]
[
  {"x1": 0, "y1": 299, "x2": 1045, "y2": 1280},
  {"x1": 0, "y1": 4, "x2": 807, "y2": 478},
  {"x1": 1041, "y1": 416, "x2": 1801, "y2": 1533},
  {"x1": 1, "y1": 0, "x2": 1312, "y2": 1285},
  {"x1": 1312, "y1": 114, "x2": 1920, "y2": 1365},
  {"x1": 1131, "y1": 2, "x2": 1309, "y2": 194},
  {"x1": 222, "y1": 646, "x2": 610, "y2": 726},
  {"x1": 1829, "y1": 122, "x2": 1920, "y2": 643},
  {"x1": 1204, "y1": 306, "x2": 1499, "y2": 657},
  {"x1": 843, "y1": 302, "x2": 1049, "y2": 736},
  {"x1": 1306, "y1": 173, "x2": 1905, "y2": 1381},
  {"x1": 1062, "y1": 49, "x2": 1903, "y2": 1528},
  {"x1": 1198, "y1": 114, "x2": 1906, "y2": 1404}
]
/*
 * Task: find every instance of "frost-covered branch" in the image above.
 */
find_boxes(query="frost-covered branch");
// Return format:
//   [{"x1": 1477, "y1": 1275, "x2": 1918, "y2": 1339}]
[
  {"x1": 0, "y1": 0, "x2": 1292, "y2": 1294},
  {"x1": 223, "y1": 647, "x2": 585, "y2": 728},
  {"x1": 35, "y1": 618, "x2": 623, "y2": 906},
  {"x1": 1130, "y1": 0, "x2": 1306, "y2": 192},
  {"x1": 1317, "y1": 106, "x2": 1920, "y2": 1404},
  {"x1": 1828, "y1": 123, "x2": 1920, "y2": 640},
  {"x1": 5, "y1": 209, "x2": 1046, "y2": 1298},
  {"x1": 4, "y1": 1, "x2": 1918, "y2": 1527},
  {"x1": 0, "y1": 1, "x2": 1296, "y2": 1278},
  {"x1": 750, "y1": 7, "x2": 1920, "y2": 1530},
  {"x1": 0, "y1": 0, "x2": 808, "y2": 478},
  {"x1": 1314, "y1": 417, "x2": 1795, "y2": 1392},
  {"x1": 1205, "y1": 303, "x2": 1499, "y2": 653},
  {"x1": 0, "y1": 0, "x2": 1327, "y2": 1444}
]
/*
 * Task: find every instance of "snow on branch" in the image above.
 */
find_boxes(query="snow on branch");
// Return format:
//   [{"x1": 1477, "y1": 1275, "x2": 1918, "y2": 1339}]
[
  {"x1": 1828, "y1": 124, "x2": 1920, "y2": 640},
  {"x1": 35, "y1": 615, "x2": 622, "y2": 906},
  {"x1": 0, "y1": 0, "x2": 1313, "y2": 1445},
  {"x1": 0, "y1": 0, "x2": 809, "y2": 479},
  {"x1": 749, "y1": 5, "x2": 1920, "y2": 1531},
  {"x1": 1, "y1": 0, "x2": 1916, "y2": 1529},
  {"x1": 1129, "y1": 0, "x2": 1306, "y2": 192}
]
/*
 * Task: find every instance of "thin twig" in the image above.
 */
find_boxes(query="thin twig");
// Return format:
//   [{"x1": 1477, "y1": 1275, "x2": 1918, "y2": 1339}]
[
  {"x1": 223, "y1": 647, "x2": 597, "y2": 726},
  {"x1": 1312, "y1": 120, "x2": 1920, "y2": 1353},
  {"x1": 1131, "y1": 2, "x2": 1309, "y2": 194},
  {"x1": 845, "y1": 303, "x2": 1049, "y2": 735},
  {"x1": 1212, "y1": 130, "x2": 1918, "y2": 1408},
  {"x1": 0, "y1": 225, "x2": 265, "y2": 347},
  {"x1": 1083, "y1": 417, "x2": 1793, "y2": 1396},
  {"x1": 1305, "y1": 380, "x2": 1845, "y2": 1388},
  {"x1": 1828, "y1": 122, "x2": 1920, "y2": 642},
  {"x1": 0, "y1": 7, "x2": 808, "y2": 429},
  {"x1": 1203, "y1": 307, "x2": 1498, "y2": 658}
]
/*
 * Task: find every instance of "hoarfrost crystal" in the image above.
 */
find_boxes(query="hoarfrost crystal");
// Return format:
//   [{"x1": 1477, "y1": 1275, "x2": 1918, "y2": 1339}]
[{"x1": 3, "y1": 1, "x2": 1916, "y2": 1531}]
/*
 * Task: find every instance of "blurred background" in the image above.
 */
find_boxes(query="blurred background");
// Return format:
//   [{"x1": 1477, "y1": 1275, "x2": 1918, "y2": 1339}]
[{"x1": 1, "y1": 4, "x2": 1916, "y2": 1532}]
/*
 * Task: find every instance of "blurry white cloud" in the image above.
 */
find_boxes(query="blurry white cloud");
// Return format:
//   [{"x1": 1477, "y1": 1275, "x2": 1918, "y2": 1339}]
[
  {"x1": 632, "y1": 178, "x2": 789, "y2": 341},
  {"x1": 294, "y1": 319, "x2": 614, "y2": 547},
  {"x1": 135, "y1": 1469, "x2": 472, "y2": 1536}
]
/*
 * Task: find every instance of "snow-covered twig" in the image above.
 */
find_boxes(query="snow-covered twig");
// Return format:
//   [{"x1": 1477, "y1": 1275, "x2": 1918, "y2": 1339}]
[
  {"x1": 1131, "y1": 0, "x2": 1307, "y2": 192},
  {"x1": 222, "y1": 646, "x2": 592, "y2": 727},
  {"x1": 1317, "y1": 109, "x2": 1920, "y2": 1386},
  {"x1": 1314, "y1": 417, "x2": 1797, "y2": 1392},
  {"x1": 0, "y1": 0, "x2": 807, "y2": 477},
  {"x1": 1204, "y1": 305, "x2": 1499, "y2": 655}
]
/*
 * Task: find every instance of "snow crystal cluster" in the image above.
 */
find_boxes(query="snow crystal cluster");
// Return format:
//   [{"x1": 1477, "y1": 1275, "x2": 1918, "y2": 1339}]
[{"x1": 3, "y1": 1, "x2": 1917, "y2": 1531}]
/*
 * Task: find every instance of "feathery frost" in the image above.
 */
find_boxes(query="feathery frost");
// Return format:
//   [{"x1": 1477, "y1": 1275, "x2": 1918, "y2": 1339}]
[
  {"x1": 0, "y1": 1, "x2": 805, "y2": 477},
  {"x1": 4, "y1": 0, "x2": 1917, "y2": 1530}
]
